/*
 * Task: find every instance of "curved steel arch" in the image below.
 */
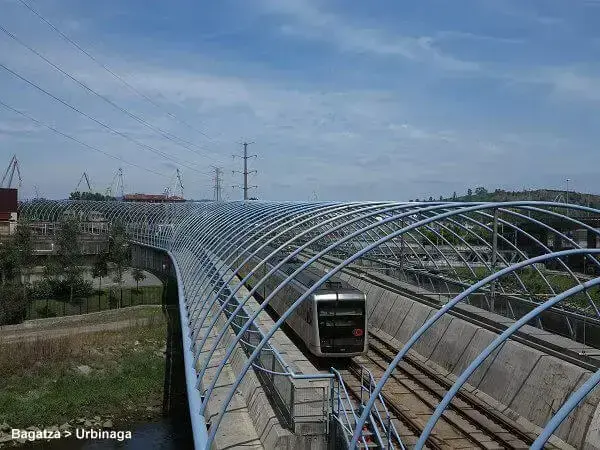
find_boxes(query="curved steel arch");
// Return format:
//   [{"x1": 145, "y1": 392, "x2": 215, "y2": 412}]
[{"x1": 17, "y1": 199, "x2": 600, "y2": 449}]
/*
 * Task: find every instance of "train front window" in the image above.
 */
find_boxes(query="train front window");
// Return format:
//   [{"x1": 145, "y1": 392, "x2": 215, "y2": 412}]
[{"x1": 318, "y1": 300, "x2": 365, "y2": 353}]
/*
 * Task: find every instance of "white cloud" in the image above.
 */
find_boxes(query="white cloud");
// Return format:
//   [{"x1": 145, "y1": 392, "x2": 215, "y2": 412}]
[{"x1": 263, "y1": 0, "x2": 479, "y2": 72}]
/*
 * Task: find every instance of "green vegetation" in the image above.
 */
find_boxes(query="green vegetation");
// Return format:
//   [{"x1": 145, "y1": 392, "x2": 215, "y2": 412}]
[
  {"x1": 107, "y1": 220, "x2": 131, "y2": 308},
  {"x1": 0, "y1": 216, "x2": 150, "y2": 325},
  {"x1": 27, "y1": 285, "x2": 163, "y2": 319},
  {"x1": 415, "y1": 187, "x2": 600, "y2": 207},
  {"x1": 452, "y1": 266, "x2": 600, "y2": 308},
  {"x1": 0, "y1": 309, "x2": 166, "y2": 428},
  {"x1": 132, "y1": 267, "x2": 147, "y2": 291},
  {"x1": 0, "y1": 219, "x2": 34, "y2": 324},
  {"x1": 69, "y1": 191, "x2": 116, "y2": 201}
]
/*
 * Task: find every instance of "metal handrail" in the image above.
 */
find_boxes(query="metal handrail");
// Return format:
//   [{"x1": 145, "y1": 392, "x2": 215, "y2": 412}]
[
  {"x1": 331, "y1": 368, "x2": 369, "y2": 449},
  {"x1": 360, "y1": 366, "x2": 404, "y2": 449}
]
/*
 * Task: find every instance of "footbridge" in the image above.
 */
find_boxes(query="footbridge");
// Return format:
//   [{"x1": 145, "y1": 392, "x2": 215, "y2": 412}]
[{"x1": 20, "y1": 200, "x2": 600, "y2": 449}]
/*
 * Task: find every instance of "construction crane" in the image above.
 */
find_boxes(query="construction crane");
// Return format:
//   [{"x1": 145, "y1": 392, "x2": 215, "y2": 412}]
[
  {"x1": 1, "y1": 155, "x2": 22, "y2": 188},
  {"x1": 105, "y1": 168, "x2": 124, "y2": 198},
  {"x1": 75, "y1": 172, "x2": 93, "y2": 193},
  {"x1": 164, "y1": 169, "x2": 184, "y2": 198}
]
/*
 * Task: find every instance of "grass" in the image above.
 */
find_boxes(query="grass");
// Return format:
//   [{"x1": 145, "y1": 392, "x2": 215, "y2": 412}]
[
  {"x1": 26, "y1": 285, "x2": 163, "y2": 319},
  {"x1": 451, "y1": 266, "x2": 600, "y2": 309},
  {"x1": 0, "y1": 310, "x2": 167, "y2": 428}
]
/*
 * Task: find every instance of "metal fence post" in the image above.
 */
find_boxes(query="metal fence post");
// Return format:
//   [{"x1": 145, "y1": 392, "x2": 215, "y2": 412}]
[{"x1": 289, "y1": 380, "x2": 295, "y2": 431}]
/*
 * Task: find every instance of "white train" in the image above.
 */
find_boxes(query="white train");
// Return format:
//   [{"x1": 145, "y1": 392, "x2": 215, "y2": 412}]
[{"x1": 237, "y1": 247, "x2": 368, "y2": 358}]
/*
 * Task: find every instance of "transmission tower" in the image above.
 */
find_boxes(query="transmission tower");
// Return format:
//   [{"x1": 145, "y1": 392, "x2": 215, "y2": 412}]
[
  {"x1": 212, "y1": 166, "x2": 223, "y2": 201},
  {"x1": 176, "y1": 168, "x2": 184, "y2": 198},
  {"x1": 232, "y1": 142, "x2": 257, "y2": 200},
  {"x1": 1, "y1": 154, "x2": 22, "y2": 188}
]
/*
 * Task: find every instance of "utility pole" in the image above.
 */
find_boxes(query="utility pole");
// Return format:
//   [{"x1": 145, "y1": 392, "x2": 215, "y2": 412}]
[
  {"x1": 233, "y1": 142, "x2": 257, "y2": 200},
  {"x1": 212, "y1": 166, "x2": 223, "y2": 201}
]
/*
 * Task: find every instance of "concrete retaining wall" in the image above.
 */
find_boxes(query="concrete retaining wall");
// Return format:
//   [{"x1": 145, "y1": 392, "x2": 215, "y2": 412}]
[{"x1": 194, "y1": 250, "x2": 329, "y2": 449}]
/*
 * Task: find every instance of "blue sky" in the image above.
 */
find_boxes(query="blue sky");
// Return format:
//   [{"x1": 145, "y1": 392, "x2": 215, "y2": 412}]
[{"x1": 0, "y1": 0, "x2": 599, "y2": 201}]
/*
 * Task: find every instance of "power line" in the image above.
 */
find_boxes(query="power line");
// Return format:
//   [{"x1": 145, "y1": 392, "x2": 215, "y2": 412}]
[
  {"x1": 0, "y1": 61, "x2": 212, "y2": 176},
  {"x1": 15, "y1": 0, "x2": 217, "y2": 143},
  {"x1": 232, "y1": 141, "x2": 257, "y2": 200},
  {"x1": 0, "y1": 22, "x2": 224, "y2": 164},
  {"x1": 0, "y1": 98, "x2": 168, "y2": 178}
]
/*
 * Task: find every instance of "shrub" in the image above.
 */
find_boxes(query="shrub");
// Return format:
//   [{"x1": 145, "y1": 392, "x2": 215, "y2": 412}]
[{"x1": 0, "y1": 283, "x2": 28, "y2": 325}]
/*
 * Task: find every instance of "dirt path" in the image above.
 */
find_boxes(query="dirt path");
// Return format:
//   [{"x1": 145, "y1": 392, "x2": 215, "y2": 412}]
[{"x1": 0, "y1": 305, "x2": 163, "y2": 343}]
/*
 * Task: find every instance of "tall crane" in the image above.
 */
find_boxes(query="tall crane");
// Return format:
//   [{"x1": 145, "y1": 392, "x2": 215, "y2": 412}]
[
  {"x1": 105, "y1": 168, "x2": 124, "y2": 198},
  {"x1": 75, "y1": 172, "x2": 93, "y2": 193},
  {"x1": 164, "y1": 169, "x2": 184, "y2": 198},
  {"x1": 1, "y1": 155, "x2": 22, "y2": 188}
]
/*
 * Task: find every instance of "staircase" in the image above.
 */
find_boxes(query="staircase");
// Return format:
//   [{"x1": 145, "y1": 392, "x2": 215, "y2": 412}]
[{"x1": 330, "y1": 367, "x2": 403, "y2": 450}]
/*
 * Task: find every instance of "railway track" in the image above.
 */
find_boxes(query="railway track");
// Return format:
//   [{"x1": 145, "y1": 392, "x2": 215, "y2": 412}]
[
  {"x1": 306, "y1": 251, "x2": 600, "y2": 372},
  {"x1": 337, "y1": 332, "x2": 551, "y2": 449}
]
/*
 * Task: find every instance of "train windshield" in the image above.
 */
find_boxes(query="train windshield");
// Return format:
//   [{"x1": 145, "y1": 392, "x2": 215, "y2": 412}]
[{"x1": 318, "y1": 300, "x2": 365, "y2": 354}]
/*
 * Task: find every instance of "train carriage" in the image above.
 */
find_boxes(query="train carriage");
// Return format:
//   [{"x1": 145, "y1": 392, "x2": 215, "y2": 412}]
[{"x1": 236, "y1": 247, "x2": 368, "y2": 357}]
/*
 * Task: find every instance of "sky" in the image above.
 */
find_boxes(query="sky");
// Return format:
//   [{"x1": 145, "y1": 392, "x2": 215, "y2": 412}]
[{"x1": 0, "y1": 0, "x2": 599, "y2": 201}]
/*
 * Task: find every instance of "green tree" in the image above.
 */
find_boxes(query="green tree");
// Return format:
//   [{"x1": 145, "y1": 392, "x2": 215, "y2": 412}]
[
  {"x1": 475, "y1": 187, "x2": 488, "y2": 197},
  {"x1": 0, "y1": 283, "x2": 27, "y2": 325},
  {"x1": 467, "y1": 188, "x2": 473, "y2": 198},
  {"x1": 92, "y1": 253, "x2": 109, "y2": 304},
  {"x1": 107, "y1": 220, "x2": 130, "y2": 307},
  {"x1": 452, "y1": 191, "x2": 457, "y2": 200},
  {"x1": 57, "y1": 217, "x2": 83, "y2": 302},
  {"x1": 132, "y1": 268, "x2": 146, "y2": 292},
  {"x1": 70, "y1": 191, "x2": 116, "y2": 201},
  {"x1": 0, "y1": 220, "x2": 34, "y2": 324}
]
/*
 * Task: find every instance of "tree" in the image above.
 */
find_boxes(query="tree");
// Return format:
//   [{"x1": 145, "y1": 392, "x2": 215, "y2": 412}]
[
  {"x1": 475, "y1": 187, "x2": 488, "y2": 197},
  {"x1": 439, "y1": 195, "x2": 443, "y2": 201},
  {"x1": 452, "y1": 191, "x2": 457, "y2": 200},
  {"x1": 467, "y1": 188, "x2": 473, "y2": 198},
  {"x1": 132, "y1": 268, "x2": 146, "y2": 292},
  {"x1": 428, "y1": 196, "x2": 434, "y2": 202},
  {"x1": 107, "y1": 220, "x2": 130, "y2": 307},
  {"x1": 0, "y1": 220, "x2": 34, "y2": 324},
  {"x1": 57, "y1": 217, "x2": 83, "y2": 302},
  {"x1": 70, "y1": 191, "x2": 116, "y2": 201},
  {"x1": 0, "y1": 283, "x2": 27, "y2": 325},
  {"x1": 92, "y1": 253, "x2": 109, "y2": 305}
]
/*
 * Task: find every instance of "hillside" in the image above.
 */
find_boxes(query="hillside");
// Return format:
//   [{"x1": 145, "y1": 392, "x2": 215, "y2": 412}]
[{"x1": 426, "y1": 188, "x2": 600, "y2": 208}]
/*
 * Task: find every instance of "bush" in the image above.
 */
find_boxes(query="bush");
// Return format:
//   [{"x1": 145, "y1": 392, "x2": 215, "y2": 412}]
[
  {"x1": 28, "y1": 280, "x2": 53, "y2": 300},
  {"x1": 72, "y1": 279, "x2": 94, "y2": 299},
  {"x1": 0, "y1": 283, "x2": 27, "y2": 325},
  {"x1": 32, "y1": 276, "x2": 94, "y2": 300},
  {"x1": 36, "y1": 304, "x2": 57, "y2": 318}
]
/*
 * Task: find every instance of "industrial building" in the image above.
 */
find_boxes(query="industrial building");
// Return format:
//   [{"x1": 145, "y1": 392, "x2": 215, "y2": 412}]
[{"x1": 0, "y1": 188, "x2": 18, "y2": 236}]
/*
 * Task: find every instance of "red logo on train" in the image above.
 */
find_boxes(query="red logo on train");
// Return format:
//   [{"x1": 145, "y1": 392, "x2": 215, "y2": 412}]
[{"x1": 353, "y1": 328, "x2": 364, "y2": 337}]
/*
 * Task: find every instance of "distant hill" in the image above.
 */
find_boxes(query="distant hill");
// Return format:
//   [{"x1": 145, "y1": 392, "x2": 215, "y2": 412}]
[{"x1": 415, "y1": 188, "x2": 600, "y2": 208}]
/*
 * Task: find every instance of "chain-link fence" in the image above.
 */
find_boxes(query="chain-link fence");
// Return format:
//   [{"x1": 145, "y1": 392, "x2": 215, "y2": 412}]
[{"x1": 26, "y1": 285, "x2": 163, "y2": 319}]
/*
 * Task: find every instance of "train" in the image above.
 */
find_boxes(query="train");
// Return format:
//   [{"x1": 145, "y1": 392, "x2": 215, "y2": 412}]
[{"x1": 236, "y1": 246, "x2": 368, "y2": 358}]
